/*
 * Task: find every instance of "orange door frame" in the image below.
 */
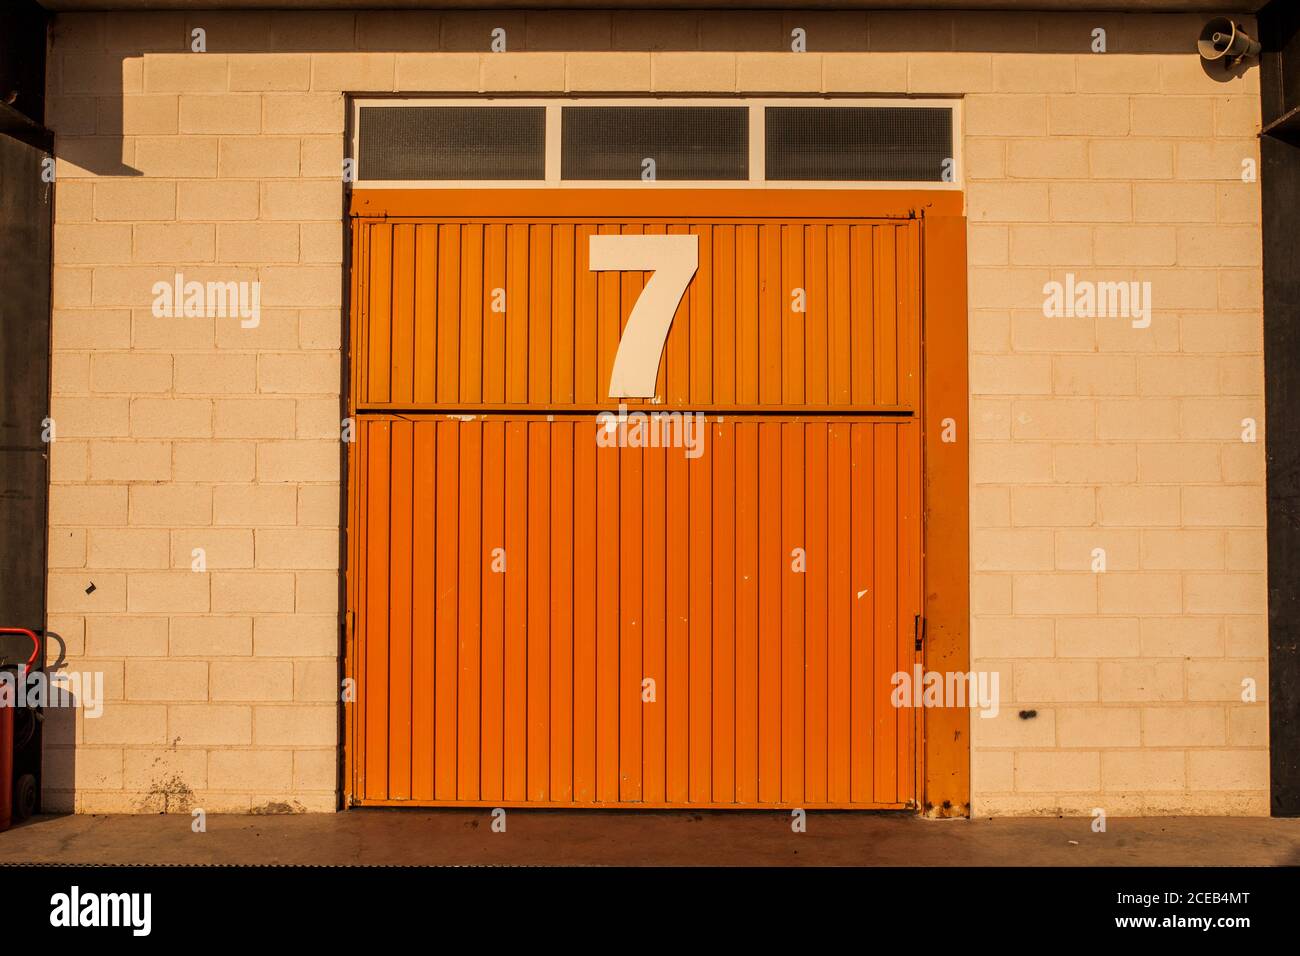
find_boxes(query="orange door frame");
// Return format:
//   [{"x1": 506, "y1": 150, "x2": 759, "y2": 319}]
[{"x1": 341, "y1": 189, "x2": 969, "y2": 815}]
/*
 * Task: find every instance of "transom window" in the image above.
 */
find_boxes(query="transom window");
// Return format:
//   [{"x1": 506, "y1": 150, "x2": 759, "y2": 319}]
[{"x1": 351, "y1": 98, "x2": 961, "y2": 189}]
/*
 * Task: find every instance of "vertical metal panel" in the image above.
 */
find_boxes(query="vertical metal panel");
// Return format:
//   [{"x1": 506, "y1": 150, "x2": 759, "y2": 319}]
[
  {"x1": 460, "y1": 224, "x2": 484, "y2": 405},
  {"x1": 572, "y1": 419, "x2": 598, "y2": 801},
  {"x1": 780, "y1": 421, "x2": 805, "y2": 802},
  {"x1": 526, "y1": 421, "x2": 550, "y2": 800},
  {"x1": 349, "y1": 200, "x2": 926, "y2": 809},
  {"x1": 826, "y1": 421, "x2": 853, "y2": 803},
  {"x1": 756, "y1": 421, "x2": 781, "y2": 803},
  {"x1": 479, "y1": 421, "x2": 505, "y2": 801},
  {"x1": 804, "y1": 421, "x2": 829, "y2": 804},
  {"x1": 413, "y1": 225, "x2": 435, "y2": 404},
  {"x1": 503, "y1": 420, "x2": 527, "y2": 800},
  {"x1": 711, "y1": 420, "x2": 736, "y2": 803},
  {"x1": 437, "y1": 225, "x2": 461, "y2": 405},
  {"x1": 361, "y1": 420, "x2": 390, "y2": 800},
  {"x1": 664, "y1": 432, "x2": 690, "y2": 804},
  {"x1": 387, "y1": 420, "x2": 413, "y2": 800},
  {"x1": 457, "y1": 421, "x2": 483, "y2": 801},
  {"x1": 506, "y1": 226, "x2": 530, "y2": 406},
  {"x1": 687, "y1": 420, "x2": 712, "y2": 803},
  {"x1": 483, "y1": 226, "x2": 507, "y2": 404},
  {"x1": 595, "y1": 418, "x2": 619, "y2": 802},
  {"x1": 619, "y1": 421, "x2": 643, "y2": 802},
  {"x1": 366, "y1": 225, "x2": 392, "y2": 404},
  {"x1": 734, "y1": 421, "x2": 760, "y2": 804},
  {"x1": 411, "y1": 423, "x2": 435, "y2": 801},
  {"x1": 434, "y1": 419, "x2": 459, "y2": 801},
  {"x1": 552, "y1": 225, "x2": 576, "y2": 405},
  {"x1": 549, "y1": 421, "x2": 574, "y2": 801},
  {"x1": 642, "y1": 439, "x2": 667, "y2": 804}
]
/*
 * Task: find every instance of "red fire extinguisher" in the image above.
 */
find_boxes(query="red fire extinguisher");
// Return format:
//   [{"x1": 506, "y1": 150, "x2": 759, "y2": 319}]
[{"x1": 0, "y1": 628, "x2": 40, "y2": 833}]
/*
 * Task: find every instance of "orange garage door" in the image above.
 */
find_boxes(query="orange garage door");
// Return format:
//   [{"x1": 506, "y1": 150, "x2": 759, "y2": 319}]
[{"x1": 347, "y1": 192, "x2": 924, "y2": 809}]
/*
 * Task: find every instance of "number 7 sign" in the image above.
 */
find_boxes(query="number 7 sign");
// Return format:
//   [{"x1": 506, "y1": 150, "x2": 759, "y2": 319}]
[{"x1": 588, "y1": 234, "x2": 698, "y2": 398}]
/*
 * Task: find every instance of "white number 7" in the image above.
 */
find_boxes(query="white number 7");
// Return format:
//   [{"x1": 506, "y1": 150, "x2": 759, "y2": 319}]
[{"x1": 589, "y1": 234, "x2": 698, "y2": 398}]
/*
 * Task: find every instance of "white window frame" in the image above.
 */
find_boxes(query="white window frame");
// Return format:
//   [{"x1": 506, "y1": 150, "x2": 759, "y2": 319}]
[{"x1": 349, "y1": 96, "x2": 963, "y2": 191}]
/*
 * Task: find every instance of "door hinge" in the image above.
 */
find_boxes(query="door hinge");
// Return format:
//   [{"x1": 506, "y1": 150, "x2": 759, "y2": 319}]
[{"x1": 914, "y1": 614, "x2": 925, "y2": 653}]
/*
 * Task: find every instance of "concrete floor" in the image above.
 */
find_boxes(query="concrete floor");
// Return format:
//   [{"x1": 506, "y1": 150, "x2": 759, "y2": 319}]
[{"x1": 2, "y1": 810, "x2": 1299, "y2": 866}]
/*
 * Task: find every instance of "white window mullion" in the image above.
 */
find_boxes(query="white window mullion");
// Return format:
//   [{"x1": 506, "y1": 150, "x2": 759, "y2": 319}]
[{"x1": 545, "y1": 104, "x2": 562, "y2": 184}]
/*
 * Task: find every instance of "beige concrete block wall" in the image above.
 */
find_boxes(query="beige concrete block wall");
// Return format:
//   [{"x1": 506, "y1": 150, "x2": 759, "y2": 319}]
[{"x1": 44, "y1": 9, "x2": 1266, "y2": 814}]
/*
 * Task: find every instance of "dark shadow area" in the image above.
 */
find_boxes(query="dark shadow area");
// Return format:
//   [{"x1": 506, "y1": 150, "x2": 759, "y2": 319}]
[
  {"x1": 48, "y1": 8, "x2": 1245, "y2": 178},
  {"x1": 0, "y1": 85, "x2": 53, "y2": 814},
  {"x1": 1259, "y1": 0, "x2": 1300, "y2": 818}
]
